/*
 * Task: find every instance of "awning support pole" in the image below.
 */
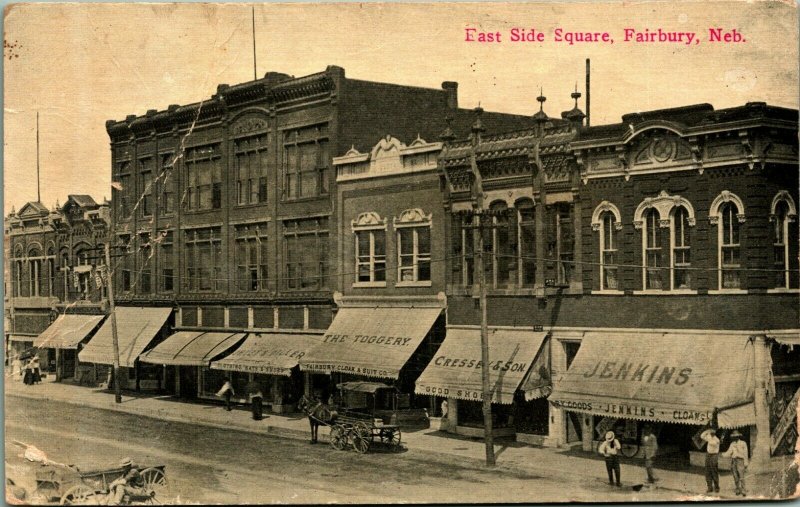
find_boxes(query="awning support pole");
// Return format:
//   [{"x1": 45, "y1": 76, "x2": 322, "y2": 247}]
[
  {"x1": 104, "y1": 243, "x2": 122, "y2": 404},
  {"x1": 750, "y1": 335, "x2": 771, "y2": 471}
]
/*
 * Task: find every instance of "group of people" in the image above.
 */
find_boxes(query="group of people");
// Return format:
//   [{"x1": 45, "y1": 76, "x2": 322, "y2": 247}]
[
  {"x1": 217, "y1": 378, "x2": 265, "y2": 421},
  {"x1": 13, "y1": 355, "x2": 42, "y2": 385},
  {"x1": 598, "y1": 424, "x2": 750, "y2": 497}
]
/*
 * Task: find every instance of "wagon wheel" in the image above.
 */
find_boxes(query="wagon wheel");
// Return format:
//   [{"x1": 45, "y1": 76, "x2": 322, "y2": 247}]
[
  {"x1": 329, "y1": 425, "x2": 347, "y2": 451},
  {"x1": 139, "y1": 467, "x2": 169, "y2": 504},
  {"x1": 59, "y1": 484, "x2": 97, "y2": 505},
  {"x1": 381, "y1": 429, "x2": 402, "y2": 451},
  {"x1": 351, "y1": 422, "x2": 371, "y2": 454}
]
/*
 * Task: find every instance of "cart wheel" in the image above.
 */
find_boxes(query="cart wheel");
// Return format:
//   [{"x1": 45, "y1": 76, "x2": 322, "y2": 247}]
[
  {"x1": 351, "y1": 422, "x2": 371, "y2": 454},
  {"x1": 59, "y1": 484, "x2": 97, "y2": 505},
  {"x1": 329, "y1": 425, "x2": 347, "y2": 451},
  {"x1": 140, "y1": 467, "x2": 169, "y2": 504},
  {"x1": 381, "y1": 429, "x2": 402, "y2": 451}
]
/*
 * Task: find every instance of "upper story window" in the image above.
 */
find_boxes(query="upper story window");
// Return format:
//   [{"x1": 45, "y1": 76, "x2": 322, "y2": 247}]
[
  {"x1": 771, "y1": 191, "x2": 798, "y2": 290},
  {"x1": 138, "y1": 157, "x2": 155, "y2": 217},
  {"x1": 159, "y1": 154, "x2": 175, "y2": 216},
  {"x1": 671, "y1": 206, "x2": 692, "y2": 290},
  {"x1": 138, "y1": 233, "x2": 152, "y2": 294},
  {"x1": 159, "y1": 230, "x2": 174, "y2": 293},
  {"x1": 395, "y1": 209, "x2": 432, "y2": 285},
  {"x1": 635, "y1": 191, "x2": 696, "y2": 292},
  {"x1": 236, "y1": 224, "x2": 269, "y2": 292},
  {"x1": 185, "y1": 145, "x2": 222, "y2": 211},
  {"x1": 27, "y1": 248, "x2": 42, "y2": 297},
  {"x1": 643, "y1": 209, "x2": 663, "y2": 290},
  {"x1": 352, "y1": 212, "x2": 386, "y2": 286},
  {"x1": 117, "y1": 235, "x2": 132, "y2": 293},
  {"x1": 235, "y1": 134, "x2": 269, "y2": 205},
  {"x1": 483, "y1": 202, "x2": 511, "y2": 289},
  {"x1": 709, "y1": 191, "x2": 745, "y2": 291},
  {"x1": 282, "y1": 124, "x2": 330, "y2": 200},
  {"x1": 517, "y1": 199, "x2": 536, "y2": 288},
  {"x1": 592, "y1": 201, "x2": 622, "y2": 291},
  {"x1": 451, "y1": 213, "x2": 474, "y2": 288},
  {"x1": 185, "y1": 227, "x2": 222, "y2": 292},
  {"x1": 115, "y1": 161, "x2": 132, "y2": 219},
  {"x1": 547, "y1": 202, "x2": 574, "y2": 286},
  {"x1": 283, "y1": 217, "x2": 328, "y2": 290}
]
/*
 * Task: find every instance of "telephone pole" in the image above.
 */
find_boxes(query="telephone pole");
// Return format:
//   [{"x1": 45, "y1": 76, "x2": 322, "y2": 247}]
[{"x1": 104, "y1": 243, "x2": 122, "y2": 403}]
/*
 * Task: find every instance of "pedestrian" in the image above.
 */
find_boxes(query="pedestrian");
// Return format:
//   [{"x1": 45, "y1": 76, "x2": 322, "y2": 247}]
[
  {"x1": 217, "y1": 378, "x2": 235, "y2": 411},
  {"x1": 598, "y1": 430, "x2": 622, "y2": 487},
  {"x1": 641, "y1": 425, "x2": 658, "y2": 483},
  {"x1": 23, "y1": 358, "x2": 34, "y2": 386},
  {"x1": 441, "y1": 399, "x2": 449, "y2": 419},
  {"x1": 246, "y1": 380, "x2": 263, "y2": 421},
  {"x1": 722, "y1": 430, "x2": 749, "y2": 496},
  {"x1": 31, "y1": 356, "x2": 41, "y2": 384},
  {"x1": 699, "y1": 426, "x2": 720, "y2": 493}
]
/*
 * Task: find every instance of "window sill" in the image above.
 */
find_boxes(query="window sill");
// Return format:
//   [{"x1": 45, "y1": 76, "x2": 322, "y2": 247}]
[
  {"x1": 234, "y1": 202, "x2": 269, "y2": 209},
  {"x1": 707, "y1": 289, "x2": 749, "y2": 295},
  {"x1": 766, "y1": 288, "x2": 800, "y2": 294},
  {"x1": 352, "y1": 282, "x2": 387, "y2": 288},
  {"x1": 396, "y1": 281, "x2": 433, "y2": 288},
  {"x1": 184, "y1": 208, "x2": 222, "y2": 215},
  {"x1": 281, "y1": 195, "x2": 329, "y2": 204},
  {"x1": 632, "y1": 290, "x2": 698, "y2": 295},
  {"x1": 591, "y1": 290, "x2": 625, "y2": 296}
]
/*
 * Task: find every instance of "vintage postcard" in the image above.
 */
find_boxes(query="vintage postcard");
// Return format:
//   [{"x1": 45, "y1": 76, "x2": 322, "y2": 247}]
[{"x1": 3, "y1": 1, "x2": 799, "y2": 504}]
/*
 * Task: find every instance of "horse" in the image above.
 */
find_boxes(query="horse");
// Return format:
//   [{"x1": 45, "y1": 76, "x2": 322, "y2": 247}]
[{"x1": 298, "y1": 394, "x2": 336, "y2": 444}]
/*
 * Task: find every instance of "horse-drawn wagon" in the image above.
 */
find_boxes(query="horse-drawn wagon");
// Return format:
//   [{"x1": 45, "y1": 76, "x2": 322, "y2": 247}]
[
  {"x1": 33, "y1": 460, "x2": 168, "y2": 505},
  {"x1": 299, "y1": 381, "x2": 404, "y2": 453}
]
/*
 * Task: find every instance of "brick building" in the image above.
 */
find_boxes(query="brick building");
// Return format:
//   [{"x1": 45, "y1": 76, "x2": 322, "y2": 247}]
[
  {"x1": 5, "y1": 195, "x2": 109, "y2": 380},
  {"x1": 436, "y1": 97, "x2": 799, "y2": 471},
  {"x1": 102, "y1": 66, "x2": 530, "y2": 404}
]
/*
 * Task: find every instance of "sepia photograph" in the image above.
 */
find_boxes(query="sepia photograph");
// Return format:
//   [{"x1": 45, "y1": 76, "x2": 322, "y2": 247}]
[{"x1": 3, "y1": 1, "x2": 799, "y2": 504}]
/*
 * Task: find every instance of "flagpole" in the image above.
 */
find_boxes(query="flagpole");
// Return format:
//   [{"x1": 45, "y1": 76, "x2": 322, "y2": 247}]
[
  {"x1": 252, "y1": 6, "x2": 257, "y2": 80},
  {"x1": 36, "y1": 112, "x2": 41, "y2": 203}
]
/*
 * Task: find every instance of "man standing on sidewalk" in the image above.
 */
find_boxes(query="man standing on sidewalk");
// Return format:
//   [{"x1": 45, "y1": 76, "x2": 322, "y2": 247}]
[
  {"x1": 641, "y1": 425, "x2": 658, "y2": 484},
  {"x1": 598, "y1": 430, "x2": 622, "y2": 487},
  {"x1": 699, "y1": 427, "x2": 720, "y2": 493},
  {"x1": 722, "y1": 430, "x2": 749, "y2": 496}
]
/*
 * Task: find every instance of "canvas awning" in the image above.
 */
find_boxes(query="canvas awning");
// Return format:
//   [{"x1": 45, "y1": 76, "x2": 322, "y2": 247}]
[
  {"x1": 549, "y1": 333, "x2": 756, "y2": 428},
  {"x1": 414, "y1": 328, "x2": 549, "y2": 404},
  {"x1": 78, "y1": 307, "x2": 172, "y2": 368},
  {"x1": 299, "y1": 306, "x2": 442, "y2": 379},
  {"x1": 771, "y1": 333, "x2": 800, "y2": 347},
  {"x1": 139, "y1": 331, "x2": 245, "y2": 366},
  {"x1": 34, "y1": 314, "x2": 105, "y2": 349},
  {"x1": 211, "y1": 332, "x2": 324, "y2": 376}
]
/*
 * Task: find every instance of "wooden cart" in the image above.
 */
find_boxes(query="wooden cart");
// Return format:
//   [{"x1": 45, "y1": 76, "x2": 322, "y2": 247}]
[
  {"x1": 326, "y1": 382, "x2": 403, "y2": 454},
  {"x1": 34, "y1": 461, "x2": 168, "y2": 505}
]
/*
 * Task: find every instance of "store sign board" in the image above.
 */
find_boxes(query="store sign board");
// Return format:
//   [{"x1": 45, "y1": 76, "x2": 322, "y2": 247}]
[
  {"x1": 550, "y1": 398, "x2": 713, "y2": 424},
  {"x1": 771, "y1": 387, "x2": 800, "y2": 454}
]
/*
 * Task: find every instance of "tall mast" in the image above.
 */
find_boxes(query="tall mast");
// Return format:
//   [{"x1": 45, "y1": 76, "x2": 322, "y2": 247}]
[{"x1": 36, "y1": 111, "x2": 41, "y2": 202}]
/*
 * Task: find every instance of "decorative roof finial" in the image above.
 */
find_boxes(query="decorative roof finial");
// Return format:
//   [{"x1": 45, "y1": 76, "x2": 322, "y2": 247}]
[
  {"x1": 439, "y1": 116, "x2": 456, "y2": 144},
  {"x1": 471, "y1": 106, "x2": 486, "y2": 145},
  {"x1": 533, "y1": 87, "x2": 549, "y2": 124}
]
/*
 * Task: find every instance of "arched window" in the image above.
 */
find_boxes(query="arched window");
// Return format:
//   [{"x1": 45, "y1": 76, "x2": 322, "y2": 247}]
[
  {"x1": 600, "y1": 212, "x2": 618, "y2": 290},
  {"x1": 643, "y1": 209, "x2": 663, "y2": 290},
  {"x1": 14, "y1": 259, "x2": 23, "y2": 297},
  {"x1": 46, "y1": 247, "x2": 56, "y2": 297},
  {"x1": 352, "y1": 213, "x2": 386, "y2": 286},
  {"x1": 771, "y1": 193, "x2": 798, "y2": 290},
  {"x1": 517, "y1": 199, "x2": 536, "y2": 288},
  {"x1": 671, "y1": 206, "x2": 692, "y2": 289},
  {"x1": 720, "y1": 202, "x2": 741, "y2": 289},
  {"x1": 395, "y1": 208, "x2": 432, "y2": 285}
]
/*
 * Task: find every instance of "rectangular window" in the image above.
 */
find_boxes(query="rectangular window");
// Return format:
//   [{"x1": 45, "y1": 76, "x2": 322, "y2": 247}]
[
  {"x1": 283, "y1": 218, "x2": 328, "y2": 290},
  {"x1": 672, "y1": 208, "x2": 691, "y2": 290},
  {"x1": 138, "y1": 157, "x2": 155, "y2": 217},
  {"x1": 518, "y1": 205, "x2": 536, "y2": 288},
  {"x1": 546, "y1": 203, "x2": 574, "y2": 286},
  {"x1": 233, "y1": 134, "x2": 269, "y2": 205},
  {"x1": 282, "y1": 125, "x2": 329, "y2": 200},
  {"x1": 644, "y1": 210, "x2": 663, "y2": 289},
  {"x1": 236, "y1": 224, "x2": 269, "y2": 291},
  {"x1": 355, "y1": 229, "x2": 386, "y2": 283},
  {"x1": 398, "y1": 226, "x2": 431, "y2": 283},
  {"x1": 601, "y1": 214, "x2": 618, "y2": 290},
  {"x1": 185, "y1": 145, "x2": 221, "y2": 211},
  {"x1": 185, "y1": 227, "x2": 222, "y2": 292},
  {"x1": 160, "y1": 231, "x2": 174, "y2": 292},
  {"x1": 139, "y1": 233, "x2": 152, "y2": 294},
  {"x1": 721, "y1": 203, "x2": 741, "y2": 289},
  {"x1": 116, "y1": 165, "x2": 132, "y2": 219},
  {"x1": 160, "y1": 154, "x2": 175, "y2": 215}
]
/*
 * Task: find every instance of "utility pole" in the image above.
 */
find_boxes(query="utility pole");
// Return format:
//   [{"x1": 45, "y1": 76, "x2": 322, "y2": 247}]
[{"x1": 104, "y1": 243, "x2": 122, "y2": 403}]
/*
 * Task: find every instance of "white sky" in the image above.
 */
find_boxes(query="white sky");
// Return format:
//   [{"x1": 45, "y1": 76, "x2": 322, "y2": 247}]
[{"x1": 4, "y1": 1, "x2": 798, "y2": 215}]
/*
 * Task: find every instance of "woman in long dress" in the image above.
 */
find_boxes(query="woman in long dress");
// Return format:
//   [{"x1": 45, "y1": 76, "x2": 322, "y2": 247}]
[
  {"x1": 23, "y1": 359, "x2": 34, "y2": 385},
  {"x1": 31, "y1": 357, "x2": 42, "y2": 384}
]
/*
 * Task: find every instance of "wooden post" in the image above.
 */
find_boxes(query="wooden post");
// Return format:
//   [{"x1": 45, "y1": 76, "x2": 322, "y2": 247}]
[{"x1": 104, "y1": 244, "x2": 122, "y2": 403}]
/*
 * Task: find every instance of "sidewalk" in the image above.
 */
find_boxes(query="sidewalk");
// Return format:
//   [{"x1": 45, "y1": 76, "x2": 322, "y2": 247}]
[{"x1": 6, "y1": 376, "x2": 791, "y2": 500}]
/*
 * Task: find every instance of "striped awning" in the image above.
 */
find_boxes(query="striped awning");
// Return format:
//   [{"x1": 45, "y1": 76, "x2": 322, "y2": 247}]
[
  {"x1": 79, "y1": 307, "x2": 172, "y2": 368},
  {"x1": 139, "y1": 331, "x2": 245, "y2": 366},
  {"x1": 549, "y1": 332, "x2": 756, "y2": 428},
  {"x1": 34, "y1": 314, "x2": 105, "y2": 349}
]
